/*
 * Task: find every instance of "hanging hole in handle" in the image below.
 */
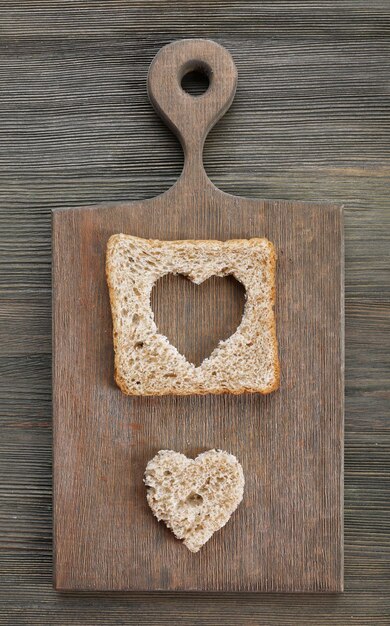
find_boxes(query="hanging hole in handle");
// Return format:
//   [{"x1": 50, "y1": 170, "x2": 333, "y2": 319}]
[{"x1": 180, "y1": 61, "x2": 211, "y2": 97}]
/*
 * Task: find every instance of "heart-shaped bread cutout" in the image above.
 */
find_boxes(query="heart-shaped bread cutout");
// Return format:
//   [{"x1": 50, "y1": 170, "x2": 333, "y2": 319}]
[
  {"x1": 151, "y1": 274, "x2": 246, "y2": 367},
  {"x1": 144, "y1": 449, "x2": 244, "y2": 552}
]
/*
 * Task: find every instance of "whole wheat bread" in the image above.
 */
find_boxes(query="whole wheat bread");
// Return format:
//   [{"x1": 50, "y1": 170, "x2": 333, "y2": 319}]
[
  {"x1": 106, "y1": 234, "x2": 279, "y2": 396},
  {"x1": 144, "y1": 449, "x2": 245, "y2": 552}
]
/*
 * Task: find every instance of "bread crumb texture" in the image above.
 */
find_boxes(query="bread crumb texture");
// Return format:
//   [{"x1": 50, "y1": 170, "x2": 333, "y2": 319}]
[
  {"x1": 106, "y1": 234, "x2": 279, "y2": 396},
  {"x1": 144, "y1": 449, "x2": 245, "y2": 553}
]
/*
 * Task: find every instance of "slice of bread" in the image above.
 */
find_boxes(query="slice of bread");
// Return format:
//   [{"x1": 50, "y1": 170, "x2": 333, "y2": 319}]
[
  {"x1": 144, "y1": 449, "x2": 245, "y2": 552},
  {"x1": 106, "y1": 234, "x2": 279, "y2": 396}
]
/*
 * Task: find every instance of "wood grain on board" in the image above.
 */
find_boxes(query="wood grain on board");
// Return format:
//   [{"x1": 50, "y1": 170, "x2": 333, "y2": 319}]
[
  {"x1": 1, "y1": 0, "x2": 389, "y2": 623},
  {"x1": 52, "y1": 39, "x2": 343, "y2": 592}
]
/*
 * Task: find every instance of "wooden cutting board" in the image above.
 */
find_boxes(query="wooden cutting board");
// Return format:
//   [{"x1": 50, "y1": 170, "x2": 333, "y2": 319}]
[{"x1": 52, "y1": 39, "x2": 344, "y2": 592}]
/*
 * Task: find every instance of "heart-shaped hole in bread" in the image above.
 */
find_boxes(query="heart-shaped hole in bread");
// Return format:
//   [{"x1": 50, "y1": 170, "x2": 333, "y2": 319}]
[
  {"x1": 151, "y1": 274, "x2": 246, "y2": 367},
  {"x1": 107, "y1": 234, "x2": 279, "y2": 396},
  {"x1": 145, "y1": 449, "x2": 244, "y2": 552}
]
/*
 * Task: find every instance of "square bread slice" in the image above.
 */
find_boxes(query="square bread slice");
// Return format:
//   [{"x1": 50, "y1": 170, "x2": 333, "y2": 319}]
[{"x1": 106, "y1": 234, "x2": 279, "y2": 396}]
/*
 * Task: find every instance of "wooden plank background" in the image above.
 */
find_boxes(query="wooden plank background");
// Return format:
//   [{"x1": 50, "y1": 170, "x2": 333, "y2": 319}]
[{"x1": 0, "y1": 0, "x2": 389, "y2": 622}]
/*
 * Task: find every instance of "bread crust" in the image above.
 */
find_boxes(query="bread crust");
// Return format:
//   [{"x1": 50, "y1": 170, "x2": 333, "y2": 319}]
[{"x1": 106, "y1": 234, "x2": 280, "y2": 396}]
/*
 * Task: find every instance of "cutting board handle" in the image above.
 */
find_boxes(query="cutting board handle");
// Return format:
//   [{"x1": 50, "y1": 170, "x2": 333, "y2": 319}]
[{"x1": 147, "y1": 39, "x2": 237, "y2": 184}]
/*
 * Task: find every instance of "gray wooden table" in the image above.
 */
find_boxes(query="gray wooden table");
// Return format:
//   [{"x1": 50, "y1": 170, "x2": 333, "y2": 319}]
[{"x1": 1, "y1": 2, "x2": 389, "y2": 624}]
